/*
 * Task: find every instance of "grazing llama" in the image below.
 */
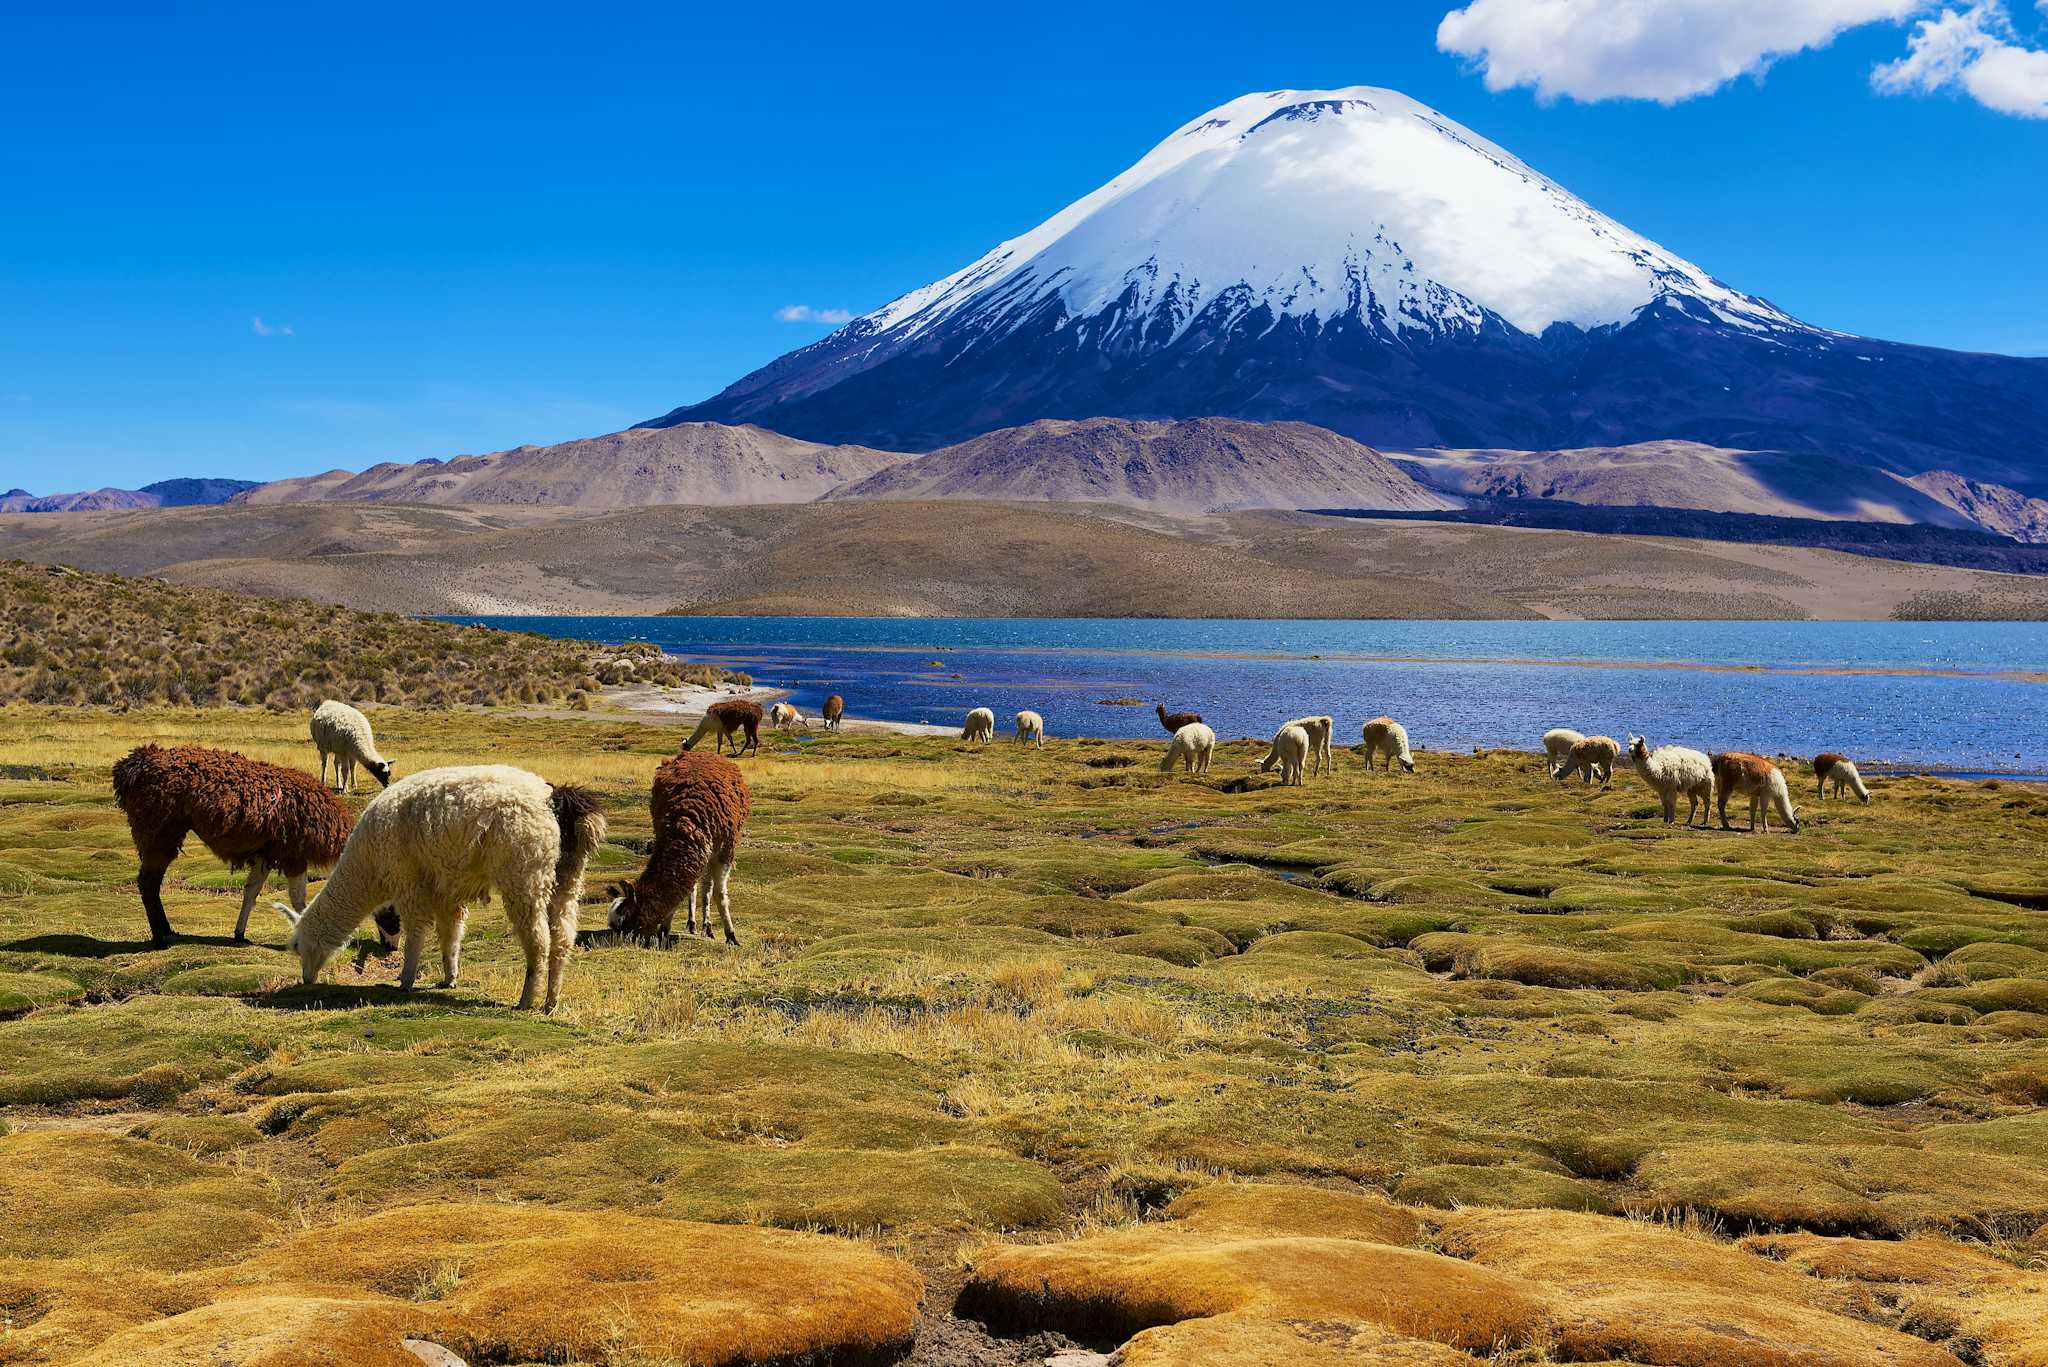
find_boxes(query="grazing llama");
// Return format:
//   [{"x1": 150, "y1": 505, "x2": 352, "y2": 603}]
[
  {"x1": 1361, "y1": 717, "x2": 1416, "y2": 773},
  {"x1": 962, "y1": 707, "x2": 996, "y2": 742},
  {"x1": 769, "y1": 701, "x2": 805, "y2": 730},
  {"x1": 1161, "y1": 722, "x2": 1216, "y2": 775},
  {"x1": 1156, "y1": 703, "x2": 1203, "y2": 734},
  {"x1": 1275, "y1": 716, "x2": 1335, "y2": 776},
  {"x1": 1712, "y1": 752, "x2": 1801, "y2": 834},
  {"x1": 608, "y1": 751, "x2": 751, "y2": 945},
  {"x1": 681, "y1": 699, "x2": 762, "y2": 757},
  {"x1": 112, "y1": 744, "x2": 360, "y2": 948},
  {"x1": 1014, "y1": 710, "x2": 1045, "y2": 747},
  {"x1": 1262, "y1": 724, "x2": 1311, "y2": 786},
  {"x1": 1555, "y1": 735, "x2": 1622, "y2": 788},
  {"x1": 311, "y1": 700, "x2": 393, "y2": 794},
  {"x1": 1813, "y1": 752, "x2": 1872, "y2": 802},
  {"x1": 275, "y1": 766, "x2": 605, "y2": 1012},
  {"x1": 822, "y1": 694, "x2": 845, "y2": 731},
  {"x1": 1543, "y1": 727, "x2": 1587, "y2": 779},
  {"x1": 1627, "y1": 735, "x2": 1714, "y2": 827}
]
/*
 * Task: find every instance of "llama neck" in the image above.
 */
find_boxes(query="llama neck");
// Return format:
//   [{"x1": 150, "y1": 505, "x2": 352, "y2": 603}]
[
  {"x1": 628, "y1": 835, "x2": 701, "y2": 927},
  {"x1": 299, "y1": 843, "x2": 386, "y2": 952}
]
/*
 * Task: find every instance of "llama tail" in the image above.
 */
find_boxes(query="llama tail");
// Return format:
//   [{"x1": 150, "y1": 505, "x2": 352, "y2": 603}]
[
  {"x1": 548, "y1": 784, "x2": 608, "y2": 892},
  {"x1": 1769, "y1": 770, "x2": 1800, "y2": 832}
]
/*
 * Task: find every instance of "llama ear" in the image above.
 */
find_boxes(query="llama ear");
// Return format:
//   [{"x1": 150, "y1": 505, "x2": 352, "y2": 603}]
[{"x1": 271, "y1": 901, "x2": 301, "y2": 928}]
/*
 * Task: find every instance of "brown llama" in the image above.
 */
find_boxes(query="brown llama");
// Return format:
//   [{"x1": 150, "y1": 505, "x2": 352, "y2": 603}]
[
  {"x1": 1711, "y1": 751, "x2": 1801, "y2": 834},
  {"x1": 680, "y1": 698, "x2": 762, "y2": 756},
  {"x1": 822, "y1": 694, "x2": 845, "y2": 731},
  {"x1": 607, "y1": 752, "x2": 752, "y2": 945},
  {"x1": 1157, "y1": 703, "x2": 1203, "y2": 734},
  {"x1": 1812, "y1": 752, "x2": 1872, "y2": 802},
  {"x1": 110, "y1": 744, "x2": 394, "y2": 949}
]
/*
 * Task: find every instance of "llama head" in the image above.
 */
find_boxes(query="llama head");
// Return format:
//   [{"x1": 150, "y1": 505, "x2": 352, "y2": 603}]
[
  {"x1": 367, "y1": 759, "x2": 394, "y2": 788},
  {"x1": 1398, "y1": 755, "x2": 1416, "y2": 773},
  {"x1": 606, "y1": 880, "x2": 646, "y2": 934},
  {"x1": 1628, "y1": 735, "x2": 1648, "y2": 761},
  {"x1": 272, "y1": 898, "x2": 338, "y2": 984}
]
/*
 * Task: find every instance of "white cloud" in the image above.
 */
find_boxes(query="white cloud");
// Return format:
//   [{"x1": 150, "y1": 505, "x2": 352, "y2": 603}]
[
  {"x1": 1874, "y1": 4, "x2": 2048, "y2": 116},
  {"x1": 251, "y1": 317, "x2": 294, "y2": 337},
  {"x1": 1438, "y1": 0, "x2": 2048, "y2": 117},
  {"x1": 1437, "y1": 0, "x2": 1923, "y2": 103},
  {"x1": 773, "y1": 304, "x2": 853, "y2": 325}
]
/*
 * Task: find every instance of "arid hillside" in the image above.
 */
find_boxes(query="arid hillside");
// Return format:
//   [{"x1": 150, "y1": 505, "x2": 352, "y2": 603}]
[
  {"x1": 232, "y1": 422, "x2": 911, "y2": 508},
  {"x1": 5, "y1": 499, "x2": 2048, "y2": 620}
]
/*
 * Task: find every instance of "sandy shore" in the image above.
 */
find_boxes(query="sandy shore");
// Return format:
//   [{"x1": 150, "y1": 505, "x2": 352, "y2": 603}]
[{"x1": 592, "y1": 682, "x2": 956, "y2": 737}]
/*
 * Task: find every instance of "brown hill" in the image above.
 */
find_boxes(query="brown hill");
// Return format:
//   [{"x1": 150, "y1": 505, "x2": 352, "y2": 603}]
[
  {"x1": 232, "y1": 423, "x2": 911, "y2": 508},
  {"x1": 1902, "y1": 471, "x2": 2048, "y2": 544},
  {"x1": 1397, "y1": 442, "x2": 1980, "y2": 528},
  {"x1": 829, "y1": 418, "x2": 1459, "y2": 514},
  {"x1": 7, "y1": 499, "x2": 2046, "y2": 621}
]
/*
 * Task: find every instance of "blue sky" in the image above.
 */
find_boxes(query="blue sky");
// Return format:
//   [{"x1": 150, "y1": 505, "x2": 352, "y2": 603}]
[{"x1": 2, "y1": 1, "x2": 2044, "y2": 489}]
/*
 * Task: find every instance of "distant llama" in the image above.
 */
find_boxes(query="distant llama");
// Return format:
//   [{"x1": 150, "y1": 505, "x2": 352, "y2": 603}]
[
  {"x1": 1260, "y1": 724, "x2": 1311, "y2": 786},
  {"x1": 311, "y1": 700, "x2": 393, "y2": 794},
  {"x1": 769, "y1": 701, "x2": 806, "y2": 730},
  {"x1": 1543, "y1": 727, "x2": 1587, "y2": 779},
  {"x1": 681, "y1": 699, "x2": 762, "y2": 757},
  {"x1": 1712, "y1": 752, "x2": 1801, "y2": 834},
  {"x1": 1014, "y1": 710, "x2": 1045, "y2": 747},
  {"x1": 608, "y1": 751, "x2": 751, "y2": 945},
  {"x1": 962, "y1": 707, "x2": 996, "y2": 742},
  {"x1": 822, "y1": 695, "x2": 845, "y2": 731},
  {"x1": 1812, "y1": 752, "x2": 1871, "y2": 802},
  {"x1": 1361, "y1": 717, "x2": 1416, "y2": 773},
  {"x1": 1156, "y1": 703, "x2": 1203, "y2": 735},
  {"x1": 1277, "y1": 715, "x2": 1335, "y2": 776},
  {"x1": 1627, "y1": 735, "x2": 1714, "y2": 827},
  {"x1": 1161, "y1": 722, "x2": 1216, "y2": 775},
  {"x1": 1554, "y1": 735, "x2": 1622, "y2": 788}
]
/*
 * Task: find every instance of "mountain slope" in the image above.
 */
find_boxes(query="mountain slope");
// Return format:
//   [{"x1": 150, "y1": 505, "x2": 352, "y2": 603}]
[
  {"x1": 232, "y1": 424, "x2": 911, "y2": 508},
  {"x1": 1395, "y1": 442, "x2": 1977, "y2": 527},
  {"x1": 829, "y1": 417, "x2": 1459, "y2": 513},
  {"x1": 1902, "y1": 471, "x2": 2048, "y2": 544},
  {"x1": 0, "y1": 478, "x2": 258, "y2": 513},
  {"x1": 650, "y1": 87, "x2": 2048, "y2": 494}
]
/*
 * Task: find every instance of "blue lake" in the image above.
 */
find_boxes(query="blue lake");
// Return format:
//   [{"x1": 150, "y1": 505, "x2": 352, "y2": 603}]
[{"x1": 447, "y1": 617, "x2": 2048, "y2": 773}]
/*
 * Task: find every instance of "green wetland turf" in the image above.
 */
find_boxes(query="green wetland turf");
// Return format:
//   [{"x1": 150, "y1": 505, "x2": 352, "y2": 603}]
[{"x1": 3, "y1": 704, "x2": 2047, "y2": 1365}]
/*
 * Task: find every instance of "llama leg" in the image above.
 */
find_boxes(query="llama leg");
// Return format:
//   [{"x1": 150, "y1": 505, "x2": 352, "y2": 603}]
[
  {"x1": 398, "y1": 905, "x2": 430, "y2": 992},
  {"x1": 505, "y1": 892, "x2": 546, "y2": 1011},
  {"x1": 715, "y1": 857, "x2": 738, "y2": 945},
  {"x1": 435, "y1": 905, "x2": 464, "y2": 988},
  {"x1": 138, "y1": 863, "x2": 174, "y2": 947},
  {"x1": 686, "y1": 869, "x2": 703, "y2": 938},
  {"x1": 234, "y1": 858, "x2": 268, "y2": 942},
  {"x1": 319, "y1": 750, "x2": 330, "y2": 789},
  {"x1": 544, "y1": 889, "x2": 577, "y2": 1013},
  {"x1": 698, "y1": 861, "x2": 716, "y2": 939}
]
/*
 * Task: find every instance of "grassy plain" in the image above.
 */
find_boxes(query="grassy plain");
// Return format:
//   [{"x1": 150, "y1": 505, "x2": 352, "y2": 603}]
[{"x1": 3, "y1": 703, "x2": 2048, "y2": 1364}]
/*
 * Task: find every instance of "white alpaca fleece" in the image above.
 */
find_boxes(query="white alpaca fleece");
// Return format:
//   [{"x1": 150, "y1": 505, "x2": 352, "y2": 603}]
[
  {"x1": 962, "y1": 707, "x2": 996, "y2": 742},
  {"x1": 1362, "y1": 717, "x2": 1415, "y2": 773},
  {"x1": 1014, "y1": 710, "x2": 1045, "y2": 747},
  {"x1": 1277, "y1": 715, "x2": 1335, "y2": 776},
  {"x1": 1161, "y1": 722, "x2": 1216, "y2": 774},
  {"x1": 279, "y1": 765, "x2": 604, "y2": 1012},
  {"x1": 1628, "y1": 736, "x2": 1714, "y2": 827},
  {"x1": 311, "y1": 699, "x2": 391, "y2": 794},
  {"x1": 1265, "y1": 724, "x2": 1310, "y2": 786},
  {"x1": 1543, "y1": 727, "x2": 1586, "y2": 778}
]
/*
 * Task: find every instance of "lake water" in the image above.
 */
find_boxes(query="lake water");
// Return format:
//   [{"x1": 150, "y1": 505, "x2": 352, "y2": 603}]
[{"x1": 448, "y1": 617, "x2": 2048, "y2": 773}]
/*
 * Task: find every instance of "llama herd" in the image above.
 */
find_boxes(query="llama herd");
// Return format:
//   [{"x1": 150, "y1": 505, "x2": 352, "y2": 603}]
[{"x1": 106, "y1": 688, "x2": 1878, "y2": 1013}]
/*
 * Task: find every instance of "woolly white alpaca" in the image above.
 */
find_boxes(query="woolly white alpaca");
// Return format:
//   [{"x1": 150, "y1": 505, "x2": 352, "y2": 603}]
[
  {"x1": 273, "y1": 765, "x2": 605, "y2": 1012},
  {"x1": 1813, "y1": 752, "x2": 1872, "y2": 803},
  {"x1": 962, "y1": 707, "x2": 996, "y2": 742},
  {"x1": 1554, "y1": 735, "x2": 1621, "y2": 788},
  {"x1": 1160, "y1": 722, "x2": 1216, "y2": 775},
  {"x1": 1627, "y1": 735, "x2": 1714, "y2": 827},
  {"x1": 311, "y1": 700, "x2": 392, "y2": 794},
  {"x1": 1275, "y1": 716, "x2": 1335, "y2": 776},
  {"x1": 769, "y1": 701, "x2": 806, "y2": 730},
  {"x1": 1014, "y1": 710, "x2": 1045, "y2": 747},
  {"x1": 1543, "y1": 727, "x2": 1587, "y2": 779},
  {"x1": 1713, "y1": 753, "x2": 1801, "y2": 834},
  {"x1": 1361, "y1": 717, "x2": 1415, "y2": 773},
  {"x1": 1261, "y1": 724, "x2": 1310, "y2": 786}
]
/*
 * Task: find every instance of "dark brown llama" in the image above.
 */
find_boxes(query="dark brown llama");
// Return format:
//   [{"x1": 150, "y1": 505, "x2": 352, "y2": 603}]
[
  {"x1": 111, "y1": 744, "x2": 385, "y2": 948},
  {"x1": 607, "y1": 751, "x2": 752, "y2": 944},
  {"x1": 680, "y1": 699, "x2": 762, "y2": 756},
  {"x1": 1157, "y1": 703, "x2": 1203, "y2": 734},
  {"x1": 822, "y1": 694, "x2": 845, "y2": 731}
]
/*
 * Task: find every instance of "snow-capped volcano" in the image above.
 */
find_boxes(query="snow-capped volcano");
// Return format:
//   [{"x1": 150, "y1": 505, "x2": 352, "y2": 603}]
[
  {"x1": 864, "y1": 87, "x2": 1798, "y2": 345},
  {"x1": 650, "y1": 88, "x2": 2048, "y2": 494}
]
